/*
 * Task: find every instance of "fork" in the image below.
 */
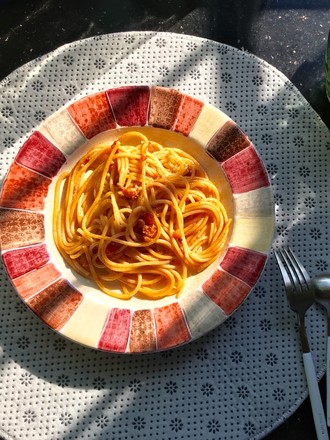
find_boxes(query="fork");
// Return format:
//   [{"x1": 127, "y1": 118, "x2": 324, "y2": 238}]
[{"x1": 275, "y1": 247, "x2": 329, "y2": 440}]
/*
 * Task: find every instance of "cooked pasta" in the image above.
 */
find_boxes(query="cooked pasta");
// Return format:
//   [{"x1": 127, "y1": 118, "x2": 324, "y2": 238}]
[{"x1": 53, "y1": 131, "x2": 231, "y2": 299}]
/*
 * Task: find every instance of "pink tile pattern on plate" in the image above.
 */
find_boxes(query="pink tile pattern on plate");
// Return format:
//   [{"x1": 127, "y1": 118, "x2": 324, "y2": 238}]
[
  {"x1": 0, "y1": 86, "x2": 274, "y2": 354},
  {"x1": 106, "y1": 86, "x2": 150, "y2": 127},
  {"x1": 12, "y1": 263, "x2": 61, "y2": 300},
  {"x1": 220, "y1": 246, "x2": 267, "y2": 287},
  {"x1": 173, "y1": 94, "x2": 204, "y2": 136},
  {"x1": 128, "y1": 309, "x2": 157, "y2": 353},
  {"x1": 154, "y1": 302, "x2": 191, "y2": 351},
  {"x1": 0, "y1": 162, "x2": 51, "y2": 211},
  {"x1": 0, "y1": 209, "x2": 44, "y2": 251},
  {"x1": 15, "y1": 131, "x2": 66, "y2": 178},
  {"x1": 98, "y1": 308, "x2": 131, "y2": 352},
  {"x1": 202, "y1": 269, "x2": 251, "y2": 315},
  {"x1": 2, "y1": 244, "x2": 50, "y2": 279},
  {"x1": 221, "y1": 145, "x2": 270, "y2": 194},
  {"x1": 67, "y1": 91, "x2": 116, "y2": 139},
  {"x1": 206, "y1": 120, "x2": 251, "y2": 162},
  {"x1": 26, "y1": 278, "x2": 83, "y2": 331},
  {"x1": 148, "y1": 86, "x2": 183, "y2": 129}
]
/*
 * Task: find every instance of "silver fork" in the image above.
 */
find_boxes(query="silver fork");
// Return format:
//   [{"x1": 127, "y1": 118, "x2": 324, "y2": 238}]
[{"x1": 275, "y1": 247, "x2": 329, "y2": 440}]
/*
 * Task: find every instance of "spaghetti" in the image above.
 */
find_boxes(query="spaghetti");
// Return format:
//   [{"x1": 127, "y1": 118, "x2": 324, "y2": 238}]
[{"x1": 53, "y1": 131, "x2": 231, "y2": 299}]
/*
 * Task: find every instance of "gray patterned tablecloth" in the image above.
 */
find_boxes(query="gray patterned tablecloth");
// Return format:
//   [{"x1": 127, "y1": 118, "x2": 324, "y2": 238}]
[{"x1": 0, "y1": 31, "x2": 329, "y2": 440}]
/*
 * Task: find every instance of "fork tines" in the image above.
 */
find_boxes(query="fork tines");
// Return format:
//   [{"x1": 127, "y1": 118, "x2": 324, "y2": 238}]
[
  {"x1": 274, "y1": 247, "x2": 311, "y2": 294},
  {"x1": 274, "y1": 247, "x2": 329, "y2": 439}
]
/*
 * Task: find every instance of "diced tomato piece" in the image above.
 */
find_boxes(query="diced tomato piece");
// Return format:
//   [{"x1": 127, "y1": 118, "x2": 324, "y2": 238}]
[
  {"x1": 141, "y1": 212, "x2": 155, "y2": 226},
  {"x1": 105, "y1": 242, "x2": 120, "y2": 257}
]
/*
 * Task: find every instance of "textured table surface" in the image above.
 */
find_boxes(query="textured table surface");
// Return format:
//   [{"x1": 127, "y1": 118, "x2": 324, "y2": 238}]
[{"x1": 0, "y1": 1, "x2": 329, "y2": 440}]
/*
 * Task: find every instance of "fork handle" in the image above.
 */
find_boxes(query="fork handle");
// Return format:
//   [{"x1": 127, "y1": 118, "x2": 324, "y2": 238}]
[{"x1": 303, "y1": 352, "x2": 329, "y2": 440}]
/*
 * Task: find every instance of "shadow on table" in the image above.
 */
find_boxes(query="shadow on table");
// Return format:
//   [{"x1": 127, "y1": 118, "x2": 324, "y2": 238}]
[
  {"x1": 291, "y1": 48, "x2": 330, "y2": 128},
  {"x1": 0, "y1": 0, "x2": 267, "y2": 79}
]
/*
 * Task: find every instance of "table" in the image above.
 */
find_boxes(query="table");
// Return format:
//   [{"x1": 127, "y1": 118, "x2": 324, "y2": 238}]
[{"x1": 0, "y1": 1, "x2": 329, "y2": 439}]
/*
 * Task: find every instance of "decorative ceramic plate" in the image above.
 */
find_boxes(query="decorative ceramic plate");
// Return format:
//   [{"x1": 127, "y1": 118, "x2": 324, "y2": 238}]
[{"x1": 0, "y1": 85, "x2": 274, "y2": 353}]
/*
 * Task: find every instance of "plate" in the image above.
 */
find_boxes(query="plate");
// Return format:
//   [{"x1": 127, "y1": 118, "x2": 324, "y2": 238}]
[{"x1": 0, "y1": 85, "x2": 275, "y2": 353}]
